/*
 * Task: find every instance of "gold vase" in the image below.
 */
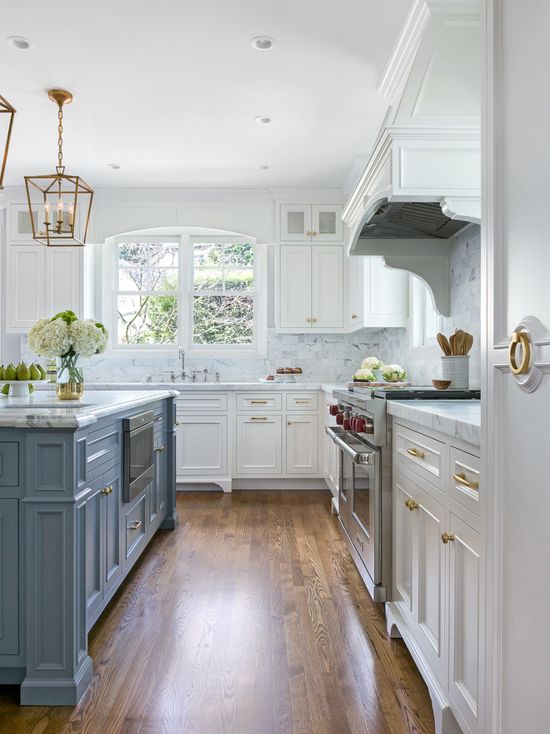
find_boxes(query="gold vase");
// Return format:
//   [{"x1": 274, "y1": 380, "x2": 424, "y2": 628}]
[{"x1": 56, "y1": 382, "x2": 85, "y2": 400}]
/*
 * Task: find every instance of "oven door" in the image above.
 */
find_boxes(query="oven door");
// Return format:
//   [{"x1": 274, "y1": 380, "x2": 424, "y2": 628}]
[
  {"x1": 123, "y1": 420, "x2": 155, "y2": 503},
  {"x1": 326, "y1": 426, "x2": 381, "y2": 585}
]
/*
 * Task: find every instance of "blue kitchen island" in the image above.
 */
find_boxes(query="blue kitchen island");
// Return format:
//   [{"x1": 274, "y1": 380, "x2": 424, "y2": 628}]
[{"x1": 0, "y1": 390, "x2": 178, "y2": 705}]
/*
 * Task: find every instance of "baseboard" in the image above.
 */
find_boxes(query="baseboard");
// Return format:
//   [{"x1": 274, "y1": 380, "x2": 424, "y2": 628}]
[
  {"x1": 231, "y1": 478, "x2": 329, "y2": 490},
  {"x1": 20, "y1": 654, "x2": 93, "y2": 706}
]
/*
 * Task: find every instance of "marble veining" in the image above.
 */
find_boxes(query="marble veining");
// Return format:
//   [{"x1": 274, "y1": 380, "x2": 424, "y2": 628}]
[
  {"x1": 387, "y1": 399, "x2": 481, "y2": 447},
  {"x1": 0, "y1": 390, "x2": 177, "y2": 428},
  {"x1": 36, "y1": 381, "x2": 347, "y2": 393}
]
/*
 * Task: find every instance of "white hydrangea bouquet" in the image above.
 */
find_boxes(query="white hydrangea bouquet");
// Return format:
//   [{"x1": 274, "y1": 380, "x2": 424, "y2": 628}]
[{"x1": 28, "y1": 310, "x2": 108, "y2": 399}]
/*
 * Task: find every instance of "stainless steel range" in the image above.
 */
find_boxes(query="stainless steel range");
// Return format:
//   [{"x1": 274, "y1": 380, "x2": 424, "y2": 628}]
[{"x1": 326, "y1": 385, "x2": 480, "y2": 603}]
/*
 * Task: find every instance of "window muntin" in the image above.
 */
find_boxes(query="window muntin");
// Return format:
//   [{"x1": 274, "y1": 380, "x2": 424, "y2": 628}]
[{"x1": 191, "y1": 241, "x2": 255, "y2": 346}]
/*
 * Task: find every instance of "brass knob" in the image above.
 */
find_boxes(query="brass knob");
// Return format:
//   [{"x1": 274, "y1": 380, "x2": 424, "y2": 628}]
[
  {"x1": 441, "y1": 532, "x2": 455, "y2": 544},
  {"x1": 311, "y1": 231, "x2": 318, "y2": 236},
  {"x1": 306, "y1": 230, "x2": 312, "y2": 237},
  {"x1": 453, "y1": 472, "x2": 479, "y2": 490},
  {"x1": 128, "y1": 520, "x2": 142, "y2": 530},
  {"x1": 155, "y1": 444, "x2": 166, "y2": 453},
  {"x1": 311, "y1": 317, "x2": 318, "y2": 323},
  {"x1": 306, "y1": 317, "x2": 312, "y2": 324},
  {"x1": 509, "y1": 331, "x2": 532, "y2": 375},
  {"x1": 287, "y1": 421, "x2": 293, "y2": 426},
  {"x1": 407, "y1": 447, "x2": 425, "y2": 459},
  {"x1": 351, "y1": 313, "x2": 358, "y2": 319},
  {"x1": 101, "y1": 485, "x2": 113, "y2": 495},
  {"x1": 405, "y1": 497, "x2": 419, "y2": 511}
]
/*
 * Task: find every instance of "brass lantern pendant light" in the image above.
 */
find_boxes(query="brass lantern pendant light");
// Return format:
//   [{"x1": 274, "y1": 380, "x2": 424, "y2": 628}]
[
  {"x1": 0, "y1": 94, "x2": 16, "y2": 189},
  {"x1": 24, "y1": 89, "x2": 94, "y2": 246}
]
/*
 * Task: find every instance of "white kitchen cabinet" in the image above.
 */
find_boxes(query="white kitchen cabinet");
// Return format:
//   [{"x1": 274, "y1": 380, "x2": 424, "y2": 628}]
[
  {"x1": 280, "y1": 203, "x2": 343, "y2": 242},
  {"x1": 235, "y1": 415, "x2": 282, "y2": 475},
  {"x1": 393, "y1": 473, "x2": 415, "y2": 625},
  {"x1": 278, "y1": 244, "x2": 344, "y2": 330},
  {"x1": 286, "y1": 414, "x2": 319, "y2": 474},
  {"x1": 6, "y1": 244, "x2": 84, "y2": 333},
  {"x1": 448, "y1": 512, "x2": 480, "y2": 734},
  {"x1": 321, "y1": 394, "x2": 340, "y2": 501},
  {"x1": 176, "y1": 415, "x2": 228, "y2": 477},
  {"x1": 348, "y1": 256, "x2": 409, "y2": 329}
]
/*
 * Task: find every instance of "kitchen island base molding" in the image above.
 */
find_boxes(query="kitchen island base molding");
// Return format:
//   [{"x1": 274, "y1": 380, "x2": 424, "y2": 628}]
[
  {"x1": 20, "y1": 656, "x2": 93, "y2": 706},
  {"x1": 386, "y1": 605, "x2": 463, "y2": 734}
]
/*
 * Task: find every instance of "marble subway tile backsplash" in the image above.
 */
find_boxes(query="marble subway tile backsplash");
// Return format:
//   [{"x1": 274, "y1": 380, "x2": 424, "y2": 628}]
[{"x1": 21, "y1": 227, "x2": 481, "y2": 386}]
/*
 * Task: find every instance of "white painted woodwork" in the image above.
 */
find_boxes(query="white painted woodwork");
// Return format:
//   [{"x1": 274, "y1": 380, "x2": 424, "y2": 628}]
[
  {"x1": 448, "y1": 512, "x2": 480, "y2": 734},
  {"x1": 9, "y1": 203, "x2": 40, "y2": 242},
  {"x1": 279, "y1": 245, "x2": 312, "y2": 328},
  {"x1": 6, "y1": 245, "x2": 45, "y2": 332},
  {"x1": 321, "y1": 394, "x2": 339, "y2": 498},
  {"x1": 348, "y1": 256, "x2": 409, "y2": 329},
  {"x1": 45, "y1": 248, "x2": 83, "y2": 317},
  {"x1": 286, "y1": 414, "x2": 318, "y2": 474},
  {"x1": 279, "y1": 204, "x2": 312, "y2": 241},
  {"x1": 176, "y1": 393, "x2": 229, "y2": 413},
  {"x1": 286, "y1": 393, "x2": 319, "y2": 411},
  {"x1": 394, "y1": 423, "x2": 445, "y2": 491},
  {"x1": 279, "y1": 204, "x2": 342, "y2": 242},
  {"x1": 393, "y1": 473, "x2": 415, "y2": 625},
  {"x1": 311, "y1": 245, "x2": 344, "y2": 329},
  {"x1": 484, "y1": 3, "x2": 550, "y2": 732},
  {"x1": 449, "y1": 447, "x2": 480, "y2": 518},
  {"x1": 235, "y1": 393, "x2": 283, "y2": 411},
  {"x1": 311, "y1": 204, "x2": 343, "y2": 242},
  {"x1": 235, "y1": 415, "x2": 282, "y2": 475},
  {"x1": 176, "y1": 415, "x2": 228, "y2": 476}
]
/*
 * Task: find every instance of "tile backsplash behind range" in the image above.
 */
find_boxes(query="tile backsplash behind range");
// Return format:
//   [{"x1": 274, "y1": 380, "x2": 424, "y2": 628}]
[{"x1": 21, "y1": 226, "x2": 480, "y2": 386}]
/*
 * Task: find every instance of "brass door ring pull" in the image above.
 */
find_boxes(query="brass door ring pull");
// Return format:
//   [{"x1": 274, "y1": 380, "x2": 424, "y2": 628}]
[
  {"x1": 407, "y1": 447, "x2": 425, "y2": 459},
  {"x1": 441, "y1": 532, "x2": 455, "y2": 544},
  {"x1": 453, "y1": 472, "x2": 479, "y2": 490},
  {"x1": 509, "y1": 331, "x2": 532, "y2": 375}
]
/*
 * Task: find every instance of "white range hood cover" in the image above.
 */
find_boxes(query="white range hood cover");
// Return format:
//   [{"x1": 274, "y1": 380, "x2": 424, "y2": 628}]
[{"x1": 343, "y1": 0, "x2": 480, "y2": 316}]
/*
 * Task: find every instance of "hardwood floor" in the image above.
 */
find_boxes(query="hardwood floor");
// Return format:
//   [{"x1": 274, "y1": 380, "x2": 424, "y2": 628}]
[{"x1": 0, "y1": 491, "x2": 434, "y2": 734}]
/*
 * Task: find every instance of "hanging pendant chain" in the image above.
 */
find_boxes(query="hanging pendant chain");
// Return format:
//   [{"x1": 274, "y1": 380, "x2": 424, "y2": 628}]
[{"x1": 57, "y1": 103, "x2": 64, "y2": 171}]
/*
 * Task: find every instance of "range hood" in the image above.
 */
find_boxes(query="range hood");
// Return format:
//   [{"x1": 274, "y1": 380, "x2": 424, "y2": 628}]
[{"x1": 343, "y1": 0, "x2": 481, "y2": 316}]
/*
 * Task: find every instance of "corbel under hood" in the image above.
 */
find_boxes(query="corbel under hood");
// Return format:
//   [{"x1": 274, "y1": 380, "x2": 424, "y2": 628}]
[{"x1": 344, "y1": 0, "x2": 481, "y2": 316}]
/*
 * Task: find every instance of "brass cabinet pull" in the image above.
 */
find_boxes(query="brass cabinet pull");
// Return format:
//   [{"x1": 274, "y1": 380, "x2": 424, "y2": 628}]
[
  {"x1": 311, "y1": 317, "x2": 318, "y2": 323},
  {"x1": 128, "y1": 520, "x2": 142, "y2": 530},
  {"x1": 155, "y1": 444, "x2": 166, "y2": 453},
  {"x1": 287, "y1": 421, "x2": 293, "y2": 426},
  {"x1": 250, "y1": 416, "x2": 268, "y2": 421},
  {"x1": 306, "y1": 317, "x2": 312, "y2": 323},
  {"x1": 295, "y1": 399, "x2": 309, "y2": 404},
  {"x1": 441, "y1": 532, "x2": 455, "y2": 544},
  {"x1": 407, "y1": 447, "x2": 425, "y2": 459},
  {"x1": 154, "y1": 415, "x2": 163, "y2": 423},
  {"x1": 250, "y1": 400, "x2": 268, "y2": 404},
  {"x1": 509, "y1": 331, "x2": 532, "y2": 375},
  {"x1": 453, "y1": 472, "x2": 479, "y2": 491},
  {"x1": 101, "y1": 485, "x2": 113, "y2": 495},
  {"x1": 311, "y1": 231, "x2": 318, "y2": 236},
  {"x1": 404, "y1": 497, "x2": 419, "y2": 511},
  {"x1": 351, "y1": 313, "x2": 358, "y2": 319}
]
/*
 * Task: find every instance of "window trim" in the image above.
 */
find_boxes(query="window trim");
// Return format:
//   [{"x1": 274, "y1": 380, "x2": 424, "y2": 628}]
[
  {"x1": 105, "y1": 230, "x2": 267, "y2": 358},
  {"x1": 409, "y1": 275, "x2": 443, "y2": 358}
]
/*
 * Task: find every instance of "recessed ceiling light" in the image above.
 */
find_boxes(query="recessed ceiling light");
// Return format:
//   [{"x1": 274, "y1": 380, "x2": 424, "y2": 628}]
[
  {"x1": 251, "y1": 36, "x2": 275, "y2": 51},
  {"x1": 6, "y1": 36, "x2": 32, "y2": 50},
  {"x1": 255, "y1": 116, "x2": 271, "y2": 125},
  {"x1": 259, "y1": 164, "x2": 269, "y2": 170},
  {"x1": 107, "y1": 163, "x2": 121, "y2": 170}
]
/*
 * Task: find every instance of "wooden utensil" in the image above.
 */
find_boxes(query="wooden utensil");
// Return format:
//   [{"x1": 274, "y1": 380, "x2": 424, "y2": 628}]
[{"x1": 437, "y1": 333, "x2": 452, "y2": 356}]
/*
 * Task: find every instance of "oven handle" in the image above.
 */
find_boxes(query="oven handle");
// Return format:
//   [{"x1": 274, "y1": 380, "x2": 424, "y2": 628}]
[{"x1": 325, "y1": 426, "x2": 376, "y2": 465}]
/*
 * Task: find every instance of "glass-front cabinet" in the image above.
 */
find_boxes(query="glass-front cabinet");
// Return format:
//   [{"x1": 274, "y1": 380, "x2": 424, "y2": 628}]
[{"x1": 279, "y1": 203, "x2": 343, "y2": 242}]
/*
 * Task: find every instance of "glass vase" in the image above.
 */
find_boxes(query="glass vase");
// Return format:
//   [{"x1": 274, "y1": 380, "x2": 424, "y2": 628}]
[{"x1": 56, "y1": 354, "x2": 84, "y2": 400}]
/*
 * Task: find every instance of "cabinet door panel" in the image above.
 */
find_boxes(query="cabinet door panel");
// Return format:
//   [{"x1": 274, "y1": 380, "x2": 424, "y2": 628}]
[
  {"x1": 393, "y1": 473, "x2": 415, "y2": 625},
  {"x1": 286, "y1": 415, "x2": 318, "y2": 474},
  {"x1": 236, "y1": 416, "x2": 282, "y2": 474},
  {"x1": 103, "y1": 469, "x2": 122, "y2": 597},
  {"x1": 280, "y1": 204, "x2": 311, "y2": 241},
  {"x1": 311, "y1": 204, "x2": 343, "y2": 241},
  {"x1": 84, "y1": 477, "x2": 104, "y2": 626},
  {"x1": 6, "y1": 245, "x2": 45, "y2": 332},
  {"x1": 415, "y1": 487, "x2": 447, "y2": 685},
  {"x1": 46, "y1": 247, "x2": 83, "y2": 317},
  {"x1": 448, "y1": 512, "x2": 480, "y2": 731},
  {"x1": 311, "y1": 245, "x2": 344, "y2": 328},
  {"x1": 0, "y1": 499, "x2": 18, "y2": 654},
  {"x1": 363, "y1": 257, "x2": 409, "y2": 328},
  {"x1": 176, "y1": 416, "x2": 228, "y2": 476},
  {"x1": 279, "y1": 245, "x2": 312, "y2": 328}
]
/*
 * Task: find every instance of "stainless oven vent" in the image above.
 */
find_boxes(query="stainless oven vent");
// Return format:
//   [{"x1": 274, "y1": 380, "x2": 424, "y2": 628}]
[{"x1": 359, "y1": 201, "x2": 469, "y2": 240}]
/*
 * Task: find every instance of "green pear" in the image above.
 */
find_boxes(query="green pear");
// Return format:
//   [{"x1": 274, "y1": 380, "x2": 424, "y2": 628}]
[
  {"x1": 1, "y1": 384, "x2": 9, "y2": 396},
  {"x1": 4, "y1": 364, "x2": 16, "y2": 381},
  {"x1": 28, "y1": 384, "x2": 35, "y2": 394},
  {"x1": 16, "y1": 363, "x2": 30, "y2": 381},
  {"x1": 29, "y1": 364, "x2": 41, "y2": 380},
  {"x1": 0, "y1": 366, "x2": 4, "y2": 380},
  {"x1": 37, "y1": 364, "x2": 47, "y2": 380}
]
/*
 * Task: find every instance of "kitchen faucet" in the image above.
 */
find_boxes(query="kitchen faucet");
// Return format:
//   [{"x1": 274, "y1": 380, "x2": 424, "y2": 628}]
[{"x1": 178, "y1": 346, "x2": 186, "y2": 380}]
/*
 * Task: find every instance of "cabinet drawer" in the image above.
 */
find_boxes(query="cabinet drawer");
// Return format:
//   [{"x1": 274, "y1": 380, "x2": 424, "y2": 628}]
[
  {"x1": 0, "y1": 442, "x2": 19, "y2": 487},
  {"x1": 286, "y1": 393, "x2": 319, "y2": 411},
  {"x1": 176, "y1": 393, "x2": 228, "y2": 413},
  {"x1": 124, "y1": 493, "x2": 147, "y2": 562},
  {"x1": 85, "y1": 426, "x2": 121, "y2": 478},
  {"x1": 236, "y1": 393, "x2": 282, "y2": 411},
  {"x1": 394, "y1": 424, "x2": 446, "y2": 490},
  {"x1": 449, "y1": 447, "x2": 480, "y2": 516}
]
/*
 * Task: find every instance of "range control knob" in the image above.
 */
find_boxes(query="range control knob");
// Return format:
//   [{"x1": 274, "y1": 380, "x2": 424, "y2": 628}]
[
  {"x1": 336, "y1": 413, "x2": 344, "y2": 425},
  {"x1": 343, "y1": 417, "x2": 351, "y2": 430},
  {"x1": 356, "y1": 417, "x2": 366, "y2": 433},
  {"x1": 329, "y1": 404, "x2": 340, "y2": 416}
]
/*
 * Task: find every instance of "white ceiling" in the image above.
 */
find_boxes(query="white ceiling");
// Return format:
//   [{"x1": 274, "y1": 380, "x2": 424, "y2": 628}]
[{"x1": 2, "y1": 0, "x2": 411, "y2": 189}]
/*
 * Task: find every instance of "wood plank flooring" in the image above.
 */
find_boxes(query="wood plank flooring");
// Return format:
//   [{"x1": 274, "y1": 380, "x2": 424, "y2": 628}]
[{"x1": 0, "y1": 491, "x2": 434, "y2": 734}]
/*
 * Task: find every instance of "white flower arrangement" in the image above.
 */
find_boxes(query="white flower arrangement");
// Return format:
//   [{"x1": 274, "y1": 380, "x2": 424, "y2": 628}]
[
  {"x1": 353, "y1": 367, "x2": 375, "y2": 382},
  {"x1": 28, "y1": 311, "x2": 108, "y2": 359},
  {"x1": 361, "y1": 356, "x2": 383, "y2": 370},
  {"x1": 382, "y1": 364, "x2": 407, "y2": 382},
  {"x1": 28, "y1": 318, "x2": 71, "y2": 358}
]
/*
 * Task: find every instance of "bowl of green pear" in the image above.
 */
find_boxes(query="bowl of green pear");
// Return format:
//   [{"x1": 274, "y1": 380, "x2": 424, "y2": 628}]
[{"x1": 0, "y1": 362, "x2": 47, "y2": 398}]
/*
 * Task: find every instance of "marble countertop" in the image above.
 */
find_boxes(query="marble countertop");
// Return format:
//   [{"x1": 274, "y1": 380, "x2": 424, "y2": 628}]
[
  {"x1": 387, "y1": 400, "x2": 481, "y2": 447},
  {"x1": 0, "y1": 390, "x2": 178, "y2": 429},
  {"x1": 36, "y1": 381, "x2": 347, "y2": 393}
]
